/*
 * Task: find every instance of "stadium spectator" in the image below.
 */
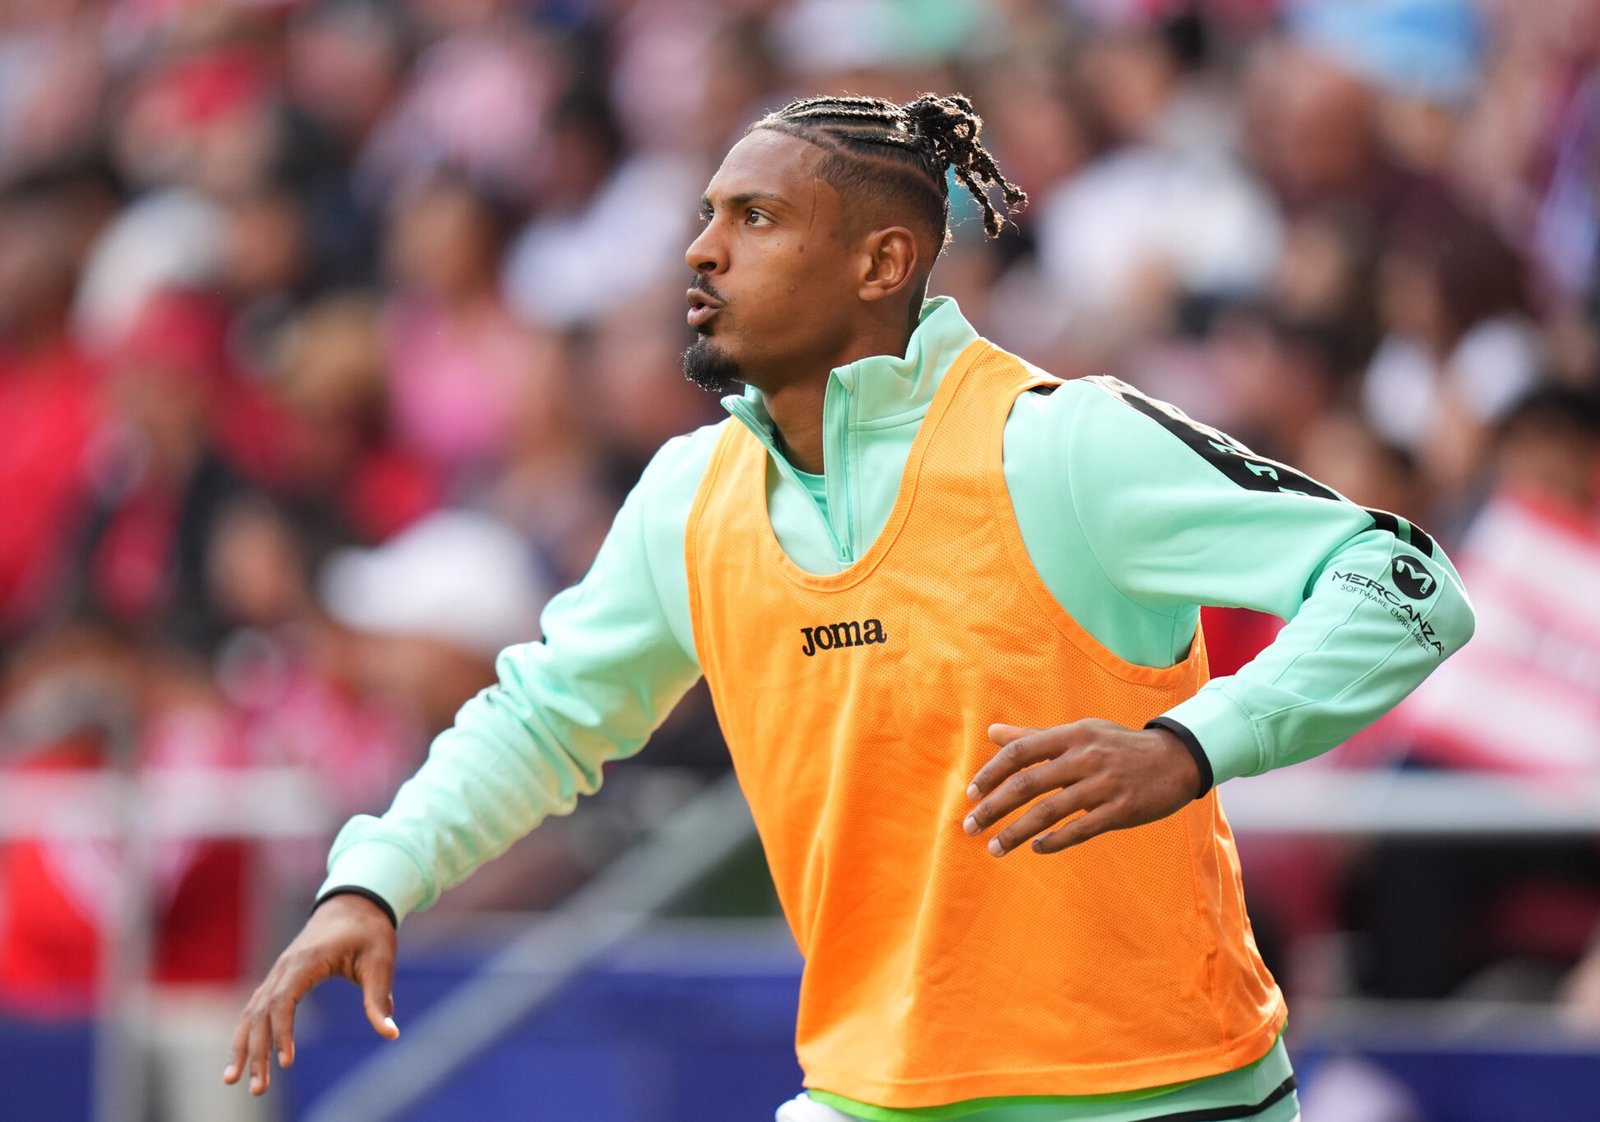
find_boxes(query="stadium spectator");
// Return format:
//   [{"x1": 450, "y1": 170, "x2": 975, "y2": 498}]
[
  {"x1": 0, "y1": 176, "x2": 108, "y2": 638},
  {"x1": 61, "y1": 288, "x2": 268, "y2": 655},
  {"x1": 379, "y1": 169, "x2": 545, "y2": 496}
]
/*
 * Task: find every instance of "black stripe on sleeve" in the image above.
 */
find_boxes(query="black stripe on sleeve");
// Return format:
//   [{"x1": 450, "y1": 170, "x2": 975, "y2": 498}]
[
  {"x1": 1146, "y1": 716, "x2": 1214, "y2": 798},
  {"x1": 313, "y1": 885, "x2": 399, "y2": 928},
  {"x1": 1144, "y1": 1074, "x2": 1298, "y2": 1121},
  {"x1": 1095, "y1": 377, "x2": 1342, "y2": 501},
  {"x1": 1366, "y1": 508, "x2": 1401, "y2": 538},
  {"x1": 1090, "y1": 376, "x2": 1443, "y2": 559},
  {"x1": 1363, "y1": 508, "x2": 1436, "y2": 558},
  {"x1": 1406, "y1": 519, "x2": 1436, "y2": 558}
]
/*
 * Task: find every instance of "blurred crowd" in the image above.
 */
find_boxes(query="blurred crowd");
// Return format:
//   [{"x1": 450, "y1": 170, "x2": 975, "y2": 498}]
[{"x1": 1, "y1": 0, "x2": 1599, "y2": 1094}]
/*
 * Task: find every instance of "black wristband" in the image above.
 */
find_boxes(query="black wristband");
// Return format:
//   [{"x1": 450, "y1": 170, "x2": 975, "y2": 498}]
[
  {"x1": 313, "y1": 886, "x2": 398, "y2": 928},
  {"x1": 1145, "y1": 716, "x2": 1214, "y2": 798}
]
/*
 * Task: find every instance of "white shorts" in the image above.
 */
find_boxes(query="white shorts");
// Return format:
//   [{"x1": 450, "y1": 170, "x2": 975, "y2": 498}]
[{"x1": 774, "y1": 1094, "x2": 856, "y2": 1121}]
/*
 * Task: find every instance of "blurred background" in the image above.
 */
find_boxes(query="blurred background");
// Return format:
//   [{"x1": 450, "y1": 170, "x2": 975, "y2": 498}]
[{"x1": 0, "y1": 0, "x2": 1598, "y2": 1119}]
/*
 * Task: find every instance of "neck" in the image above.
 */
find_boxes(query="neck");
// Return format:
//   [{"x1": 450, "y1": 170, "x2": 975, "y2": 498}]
[
  {"x1": 753, "y1": 316, "x2": 917, "y2": 474},
  {"x1": 762, "y1": 378, "x2": 830, "y2": 473}
]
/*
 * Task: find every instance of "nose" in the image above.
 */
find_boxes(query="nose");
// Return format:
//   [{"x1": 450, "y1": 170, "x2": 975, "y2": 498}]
[{"x1": 685, "y1": 221, "x2": 723, "y2": 275}]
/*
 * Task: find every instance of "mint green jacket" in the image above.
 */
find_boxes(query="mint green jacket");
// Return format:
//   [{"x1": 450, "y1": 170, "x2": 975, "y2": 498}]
[{"x1": 320, "y1": 298, "x2": 1473, "y2": 1120}]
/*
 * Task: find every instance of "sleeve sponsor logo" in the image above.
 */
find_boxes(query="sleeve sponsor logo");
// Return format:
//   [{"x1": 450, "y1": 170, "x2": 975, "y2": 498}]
[
  {"x1": 1391, "y1": 555, "x2": 1436, "y2": 600},
  {"x1": 1330, "y1": 568, "x2": 1444, "y2": 656}
]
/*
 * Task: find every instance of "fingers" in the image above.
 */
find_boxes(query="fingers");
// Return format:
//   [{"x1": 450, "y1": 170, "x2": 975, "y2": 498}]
[
  {"x1": 965, "y1": 752, "x2": 1074, "y2": 837},
  {"x1": 270, "y1": 991, "x2": 299, "y2": 1072},
  {"x1": 1030, "y1": 805, "x2": 1120, "y2": 853},
  {"x1": 967, "y1": 724, "x2": 1060, "y2": 798},
  {"x1": 359, "y1": 950, "x2": 400, "y2": 1040},
  {"x1": 223, "y1": 1011, "x2": 250, "y2": 1087},
  {"x1": 982, "y1": 782, "x2": 1098, "y2": 856},
  {"x1": 248, "y1": 997, "x2": 275, "y2": 1094},
  {"x1": 222, "y1": 983, "x2": 277, "y2": 1094},
  {"x1": 226, "y1": 953, "x2": 325, "y2": 1095},
  {"x1": 965, "y1": 726, "x2": 1102, "y2": 836},
  {"x1": 965, "y1": 720, "x2": 1137, "y2": 856},
  {"x1": 987, "y1": 724, "x2": 1037, "y2": 748}
]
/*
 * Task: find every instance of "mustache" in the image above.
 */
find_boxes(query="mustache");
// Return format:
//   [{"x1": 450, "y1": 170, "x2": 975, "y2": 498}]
[{"x1": 690, "y1": 275, "x2": 728, "y2": 304}]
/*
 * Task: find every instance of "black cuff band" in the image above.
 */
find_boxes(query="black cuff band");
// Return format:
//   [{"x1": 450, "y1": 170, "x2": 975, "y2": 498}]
[
  {"x1": 313, "y1": 886, "x2": 398, "y2": 928},
  {"x1": 1145, "y1": 716, "x2": 1214, "y2": 798}
]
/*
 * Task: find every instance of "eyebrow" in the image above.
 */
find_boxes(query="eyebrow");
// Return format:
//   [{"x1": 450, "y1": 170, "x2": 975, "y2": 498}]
[{"x1": 701, "y1": 190, "x2": 790, "y2": 212}]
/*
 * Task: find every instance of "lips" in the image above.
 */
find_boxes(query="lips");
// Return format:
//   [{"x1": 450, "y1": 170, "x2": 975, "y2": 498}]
[{"x1": 687, "y1": 287, "x2": 723, "y2": 329}]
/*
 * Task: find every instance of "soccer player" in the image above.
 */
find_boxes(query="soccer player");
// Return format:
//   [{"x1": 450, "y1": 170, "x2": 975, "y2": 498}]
[{"x1": 226, "y1": 94, "x2": 1474, "y2": 1121}]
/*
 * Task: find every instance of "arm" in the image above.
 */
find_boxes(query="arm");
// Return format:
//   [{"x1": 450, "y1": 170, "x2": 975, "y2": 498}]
[
  {"x1": 967, "y1": 377, "x2": 1475, "y2": 853},
  {"x1": 226, "y1": 425, "x2": 718, "y2": 1094}
]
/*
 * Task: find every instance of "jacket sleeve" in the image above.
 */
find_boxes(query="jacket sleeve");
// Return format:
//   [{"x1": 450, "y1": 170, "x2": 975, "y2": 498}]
[
  {"x1": 1063, "y1": 377, "x2": 1475, "y2": 791},
  {"x1": 317, "y1": 427, "x2": 717, "y2": 923}
]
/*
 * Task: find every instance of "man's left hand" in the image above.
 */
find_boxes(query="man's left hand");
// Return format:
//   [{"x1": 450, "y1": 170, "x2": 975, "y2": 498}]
[{"x1": 963, "y1": 720, "x2": 1202, "y2": 856}]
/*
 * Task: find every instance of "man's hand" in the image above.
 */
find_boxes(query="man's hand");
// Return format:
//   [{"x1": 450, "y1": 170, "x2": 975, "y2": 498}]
[
  {"x1": 223, "y1": 893, "x2": 401, "y2": 1096},
  {"x1": 963, "y1": 719, "x2": 1202, "y2": 856}
]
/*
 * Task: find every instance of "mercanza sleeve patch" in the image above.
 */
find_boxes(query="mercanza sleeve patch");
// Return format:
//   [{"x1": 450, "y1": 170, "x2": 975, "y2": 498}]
[
  {"x1": 1084, "y1": 376, "x2": 1436, "y2": 558},
  {"x1": 1326, "y1": 565, "x2": 1446, "y2": 656}
]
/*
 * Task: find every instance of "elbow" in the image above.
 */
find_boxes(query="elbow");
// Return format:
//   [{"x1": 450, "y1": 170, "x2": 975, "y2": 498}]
[
  {"x1": 1435, "y1": 582, "x2": 1477, "y2": 661},
  {"x1": 1454, "y1": 598, "x2": 1478, "y2": 655}
]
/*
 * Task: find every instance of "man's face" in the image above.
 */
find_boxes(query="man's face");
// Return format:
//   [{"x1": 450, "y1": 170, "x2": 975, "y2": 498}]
[{"x1": 682, "y1": 130, "x2": 859, "y2": 393}]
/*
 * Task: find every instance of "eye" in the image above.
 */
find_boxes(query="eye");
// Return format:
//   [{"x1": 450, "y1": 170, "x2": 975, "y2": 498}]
[
  {"x1": 698, "y1": 204, "x2": 714, "y2": 224},
  {"x1": 745, "y1": 209, "x2": 773, "y2": 227}
]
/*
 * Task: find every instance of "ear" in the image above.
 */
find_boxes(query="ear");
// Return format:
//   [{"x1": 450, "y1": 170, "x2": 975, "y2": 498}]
[{"x1": 856, "y1": 226, "x2": 920, "y2": 303}]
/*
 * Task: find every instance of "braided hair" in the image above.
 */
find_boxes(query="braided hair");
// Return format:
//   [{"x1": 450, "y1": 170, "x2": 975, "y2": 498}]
[{"x1": 750, "y1": 92, "x2": 1026, "y2": 247}]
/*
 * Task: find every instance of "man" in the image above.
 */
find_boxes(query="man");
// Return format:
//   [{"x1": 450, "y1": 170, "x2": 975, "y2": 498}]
[{"x1": 227, "y1": 93, "x2": 1474, "y2": 1121}]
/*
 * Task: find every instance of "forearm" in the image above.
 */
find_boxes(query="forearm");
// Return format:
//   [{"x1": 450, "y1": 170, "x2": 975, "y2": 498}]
[
  {"x1": 318, "y1": 646, "x2": 672, "y2": 920},
  {"x1": 1164, "y1": 529, "x2": 1475, "y2": 787},
  {"x1": 1048, "y1": 379, "x2": 1475, "y2": 788},
  {"x1": 318, "y1": 432, "x2": 714, "y2": 922}
]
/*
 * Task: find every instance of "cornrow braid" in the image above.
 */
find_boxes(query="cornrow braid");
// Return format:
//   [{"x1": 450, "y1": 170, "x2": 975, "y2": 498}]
[
  {"x1": 751, "y1": 92, "x2": 1026, "y2": 245},
  {"x1": 904, "y1": 94, "x2": 1027, "y2": 238}
]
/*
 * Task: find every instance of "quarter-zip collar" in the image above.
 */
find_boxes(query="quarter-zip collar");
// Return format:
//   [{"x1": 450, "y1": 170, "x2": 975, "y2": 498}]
[{"x1": 721, "y1": 296, "x2": 980, "y2": 564}]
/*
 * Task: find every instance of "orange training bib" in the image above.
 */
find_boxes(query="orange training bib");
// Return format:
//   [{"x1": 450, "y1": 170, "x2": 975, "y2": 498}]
[{"x1": 686, "y1": 341, "x2": 1285, "y2": 1107}]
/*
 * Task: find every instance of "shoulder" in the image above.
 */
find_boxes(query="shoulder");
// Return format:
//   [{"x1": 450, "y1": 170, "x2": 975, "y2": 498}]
[
  {"x1": 1003, "y1": 372, "x2": 1188, "y2": 455},
  {"x1": 1053, "y1": 374, "x2": 1211, "y2": 431},
  {"x1": 623, "y1": 419, "x2": 735, "y2": 544},
  {"x1": 1007, "y1": 371, "x2": 1286, "y2": 469},
  {"x1": 636, "y1": 419, "x2": 731, "y2": 497}
]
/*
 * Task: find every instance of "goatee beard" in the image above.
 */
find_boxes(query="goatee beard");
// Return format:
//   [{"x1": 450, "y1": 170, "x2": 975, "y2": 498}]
[{"x1": 681, "y1": 335, "x2": 744, "y2": 394}]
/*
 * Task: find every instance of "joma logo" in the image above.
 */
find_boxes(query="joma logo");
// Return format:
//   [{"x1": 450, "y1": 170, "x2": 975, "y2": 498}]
[{"x1": 800, "y1": 619, "x2": 887, "y2": 657}]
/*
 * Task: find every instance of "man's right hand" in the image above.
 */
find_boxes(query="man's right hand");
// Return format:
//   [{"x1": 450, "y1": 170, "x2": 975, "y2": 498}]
[{"x1": 224, "y1": 893, "x2": 401, "y2": 1096}]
